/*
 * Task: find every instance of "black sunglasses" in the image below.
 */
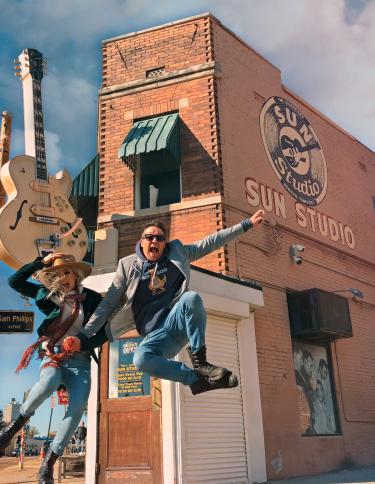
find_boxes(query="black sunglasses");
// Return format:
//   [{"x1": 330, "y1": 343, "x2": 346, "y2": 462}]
[{"x1": 142, "y1": 234, "x2": 166, "y2": 242}]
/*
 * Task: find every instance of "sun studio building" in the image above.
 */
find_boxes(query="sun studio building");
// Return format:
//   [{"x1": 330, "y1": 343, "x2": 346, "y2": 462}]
[{"x1": 73, "y1": 13, "x2": 375, "y2": 483}]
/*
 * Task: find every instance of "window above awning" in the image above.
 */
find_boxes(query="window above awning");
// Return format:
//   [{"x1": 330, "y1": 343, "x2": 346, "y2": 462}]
[{"x1": 118, "y1": 113, "x2": 180, "y2": 168}]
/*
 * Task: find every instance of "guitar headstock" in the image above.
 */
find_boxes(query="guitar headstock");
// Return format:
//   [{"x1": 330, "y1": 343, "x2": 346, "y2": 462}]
[{"x1": 14, "y1": 48, "x2": 47, "y2": 82}]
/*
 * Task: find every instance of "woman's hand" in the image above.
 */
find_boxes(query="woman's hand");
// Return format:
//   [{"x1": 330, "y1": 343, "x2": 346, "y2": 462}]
[
  {"x1": 42, "y1": 252, "x2": 74, "y2": 266},
  {"x1": 42, "y1": 252, "x2": 64, "y2": 266}
]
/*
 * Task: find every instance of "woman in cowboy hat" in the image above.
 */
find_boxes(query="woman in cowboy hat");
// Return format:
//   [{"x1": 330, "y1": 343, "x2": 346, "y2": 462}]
[{"x1": 0, "y1": 253, "x2": 106, "y2": 484}]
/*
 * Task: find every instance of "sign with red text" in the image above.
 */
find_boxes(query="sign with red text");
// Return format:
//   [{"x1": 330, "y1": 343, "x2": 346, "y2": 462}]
[{"x1": 57, "y1": 389, "x2": 69, "y2": 405}]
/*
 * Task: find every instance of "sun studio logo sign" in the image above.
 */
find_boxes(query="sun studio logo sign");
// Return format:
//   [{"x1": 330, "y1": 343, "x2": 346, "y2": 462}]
[
  {"x1": 244, "y1": 96, "x2": 356, "y2": 249},
  {"x1": 260, "y1": 96, "x2": 327, "y2": 206}
]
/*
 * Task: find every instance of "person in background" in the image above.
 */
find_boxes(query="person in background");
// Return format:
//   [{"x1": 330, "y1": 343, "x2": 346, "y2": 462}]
[
  {"x1": 0, "y1": 253, "x2": 105, "y2": 484},
  {"x1": 75, "y1": 421, "x2": 87, "y2": 453}
]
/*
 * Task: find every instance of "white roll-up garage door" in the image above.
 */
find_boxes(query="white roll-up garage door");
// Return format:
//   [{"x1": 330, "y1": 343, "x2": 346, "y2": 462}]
[{"x1": 179, "y1": 314, "x2": 249, "y2": 483}]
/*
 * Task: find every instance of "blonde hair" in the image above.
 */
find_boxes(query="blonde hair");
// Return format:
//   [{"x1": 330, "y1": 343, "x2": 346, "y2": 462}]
[{"x1": 34, "y1": 267, "x2": 86, "y2": 301}]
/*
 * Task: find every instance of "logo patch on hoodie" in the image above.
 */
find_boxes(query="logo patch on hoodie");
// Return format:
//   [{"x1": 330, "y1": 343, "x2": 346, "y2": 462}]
[{"x1": 148, "y1": 268, "x2": 167, "y2": 294}]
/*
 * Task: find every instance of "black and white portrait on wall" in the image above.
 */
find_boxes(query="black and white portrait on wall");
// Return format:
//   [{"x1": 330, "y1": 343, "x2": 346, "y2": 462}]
[{"x1": 292, "y1": 341, "x2": 338, "y2": 436}]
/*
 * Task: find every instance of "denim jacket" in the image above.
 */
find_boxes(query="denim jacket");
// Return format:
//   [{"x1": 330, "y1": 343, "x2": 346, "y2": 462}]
[{"x1": 8, "y1": 258, "x2": 106, "y2": 353}]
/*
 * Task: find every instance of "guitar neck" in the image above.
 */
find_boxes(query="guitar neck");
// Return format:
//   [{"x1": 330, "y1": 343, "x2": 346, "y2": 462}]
[
  {"x1": 20, "y1": 50, "x2": 48, "y2": 181},
  {"x1": 32, "y1": 80, "x2": 48, "y2": 180}
]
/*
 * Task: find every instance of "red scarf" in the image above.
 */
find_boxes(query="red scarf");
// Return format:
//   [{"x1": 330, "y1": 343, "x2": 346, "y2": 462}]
[{"x1": 16, "y1": 293, "x2": 86, "y2": 372}]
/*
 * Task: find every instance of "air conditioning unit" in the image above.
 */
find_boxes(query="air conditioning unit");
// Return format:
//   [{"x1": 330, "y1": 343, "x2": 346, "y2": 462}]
[{"x1": 287, "y1": 288, "x2": 353, "y2": 341}]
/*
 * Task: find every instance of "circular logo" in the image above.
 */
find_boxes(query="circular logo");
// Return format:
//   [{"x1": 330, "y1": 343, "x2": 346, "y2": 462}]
[{"x1": 260, "y1": 96, "x2": 327, "y2": 206}]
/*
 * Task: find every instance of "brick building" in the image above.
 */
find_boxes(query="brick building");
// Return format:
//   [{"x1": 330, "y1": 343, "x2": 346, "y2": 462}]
[{"x1": 84, "y1": 13, "x2": 375, "y2": 483}]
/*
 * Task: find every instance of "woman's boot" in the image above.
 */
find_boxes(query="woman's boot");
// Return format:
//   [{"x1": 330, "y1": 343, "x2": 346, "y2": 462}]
[
  {"x1": 0, "y1": 414, "x2": 30, "y2": 451},
  {"x1": 38, "y1": 448, "x2": 60, "y2": 484}
]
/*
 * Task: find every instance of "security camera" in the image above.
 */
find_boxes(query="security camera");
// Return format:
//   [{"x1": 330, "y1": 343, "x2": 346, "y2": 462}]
[{"x1": 289, "y1": 244, "x2": 305, "y2": 265}]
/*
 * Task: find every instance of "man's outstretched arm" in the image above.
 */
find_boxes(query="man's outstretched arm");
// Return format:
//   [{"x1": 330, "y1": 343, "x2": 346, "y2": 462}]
[{"x1": 184, "y1": 209, "x2": 264, "y2": 262}]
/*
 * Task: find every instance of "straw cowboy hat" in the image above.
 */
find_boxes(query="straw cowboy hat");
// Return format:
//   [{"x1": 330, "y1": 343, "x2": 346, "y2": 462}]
[{"x1": 36, "y1": 255, "x2": 92, "y2": 288}]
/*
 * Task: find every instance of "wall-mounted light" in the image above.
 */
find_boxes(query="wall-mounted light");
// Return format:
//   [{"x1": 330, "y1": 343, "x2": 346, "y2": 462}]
[
  {"x1": 332, "y1": 288, "x2": 364, "y2": 299},
  {"x1": 289, "y1": 244, "x2": 305, "y2": 265}
]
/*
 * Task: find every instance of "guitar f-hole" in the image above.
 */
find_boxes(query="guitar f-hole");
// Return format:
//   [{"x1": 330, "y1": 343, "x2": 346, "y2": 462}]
[{"x1": 9, "y1": 200, "x2": 28, "y2": 230}]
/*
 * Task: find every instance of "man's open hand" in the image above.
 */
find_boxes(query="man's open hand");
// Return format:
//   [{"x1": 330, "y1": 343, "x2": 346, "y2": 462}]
[{"x1": 250, "y1": 209, "x2": 265, "y2": 227}]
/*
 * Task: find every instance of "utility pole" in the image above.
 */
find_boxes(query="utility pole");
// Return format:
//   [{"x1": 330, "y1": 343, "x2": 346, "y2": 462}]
[
  {"x1": 46, "y1": 395, "x2": 56, "y2": 448},
  {"x1": 0, "y1": 111, "x2": 13, "y2": 206}
]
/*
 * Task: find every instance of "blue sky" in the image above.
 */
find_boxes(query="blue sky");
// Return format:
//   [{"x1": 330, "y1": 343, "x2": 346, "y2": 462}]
[{"x1": 0, "y1": 0, "x2": 374, "y2": 435}]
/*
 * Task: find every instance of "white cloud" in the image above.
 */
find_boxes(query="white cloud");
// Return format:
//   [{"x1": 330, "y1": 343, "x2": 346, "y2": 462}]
[
  {"x1": 211, "y1": 0, "x2": 375, "y2": 149},
  {"x1": 1, "y1": 0, "x2": 374, "y2": 169},
  {"x1": 44, "y1": 130, "x2": 63, "y2": 172}
]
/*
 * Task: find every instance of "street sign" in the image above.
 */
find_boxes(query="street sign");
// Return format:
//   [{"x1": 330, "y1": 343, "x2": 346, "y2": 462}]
[{"x1": 0, "y1": 311, "x2": 34, "y2": 333}]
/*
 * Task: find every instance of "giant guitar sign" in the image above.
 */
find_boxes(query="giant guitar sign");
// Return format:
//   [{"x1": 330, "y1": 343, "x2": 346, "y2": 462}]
[{"x1": 0, "y1": 48, "x2": 88, "y2": 269}]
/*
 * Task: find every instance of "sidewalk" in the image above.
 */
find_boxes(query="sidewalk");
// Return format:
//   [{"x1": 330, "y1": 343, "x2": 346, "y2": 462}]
[
  {"x1": 268, "y1": 465, "x2": 375, "y2": 484},
  {"x1": 0, "y1": 456, "x2": 84, "y2": 484}
]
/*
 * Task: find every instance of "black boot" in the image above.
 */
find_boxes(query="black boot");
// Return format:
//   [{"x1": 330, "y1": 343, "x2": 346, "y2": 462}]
[
  {"x1": 187, "y1": 345, "x2": 229, "y2": 381},
  {"x1": 0, "y1": 414, "x2": 30, "y2": 452},
  {"x1": 38, "y1": 448, "x2": 60, "y2": 484},
  {"x1": 190, "y1": 372, "x2": 239, "y2": 395}
]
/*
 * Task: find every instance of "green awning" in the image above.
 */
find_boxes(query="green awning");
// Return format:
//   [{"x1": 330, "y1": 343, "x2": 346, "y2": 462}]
[
  {"x1": 71, "y1": 155, "x2": 99, "y2": 197},
  {"x1": 118, "y1": 113, "x2": 180, "y2": 167}
]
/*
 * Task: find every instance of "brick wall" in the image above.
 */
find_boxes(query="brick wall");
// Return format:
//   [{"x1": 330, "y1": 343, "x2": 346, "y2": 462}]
[
  {"x1": 99, "y1": 15, "x2": 228, "y2": 270},
  {"x1": 99, "y1": 15, "x2": 223, "y2": 217},
  {"x1": 212, "y1": 15, "x2": 375, "y2": 479},
  {"x1": 99, "y1": 13, "x2": 375, "y2": 481}
]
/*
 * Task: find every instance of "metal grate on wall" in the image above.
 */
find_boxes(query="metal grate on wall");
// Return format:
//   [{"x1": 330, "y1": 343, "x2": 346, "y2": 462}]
[{"x1": 146, "y1": 66, "x2": 166, "y2": 78}]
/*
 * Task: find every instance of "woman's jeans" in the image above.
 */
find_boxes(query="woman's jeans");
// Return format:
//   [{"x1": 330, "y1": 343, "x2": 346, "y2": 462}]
[
  {"x1": 133, "y1": 291, "x2": 206, "y2": 386},
  {"x1": 19, "y1": 351, "x2": 91, "y2": 456}
]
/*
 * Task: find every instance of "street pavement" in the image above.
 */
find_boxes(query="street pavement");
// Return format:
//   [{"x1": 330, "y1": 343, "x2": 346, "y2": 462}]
[
  {"x1": 0, "y1": 456, "x2": 84, "y2": 484},
  {"x1": 2, "y1": 455, "x2": 375, "y2": 483},
  {"x1": 268, "y1": 465, "x2": 375, "y2": 484}
]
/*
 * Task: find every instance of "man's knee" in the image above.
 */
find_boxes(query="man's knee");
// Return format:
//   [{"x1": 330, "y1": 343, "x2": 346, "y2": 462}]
[
  {"x1": 133, "y1": 348, "x2": 153, "y2": 372},
  {"x1": 181, "y1": 291, "x2": 203, "y2": 309}
]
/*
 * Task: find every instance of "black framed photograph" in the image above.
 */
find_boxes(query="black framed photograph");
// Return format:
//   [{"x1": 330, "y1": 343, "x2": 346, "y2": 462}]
[{"x1": 292, "y1": 340, "x2": 340, "y2": 436}]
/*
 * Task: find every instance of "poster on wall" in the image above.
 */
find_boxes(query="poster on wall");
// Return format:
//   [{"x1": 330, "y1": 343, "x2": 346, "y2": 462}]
[
  {"x1": 108, "y1": 337, "x2": 151, "y2": 398},
  {"x1": 292, "y1": 341, "x2": 338, "y2": 436}
]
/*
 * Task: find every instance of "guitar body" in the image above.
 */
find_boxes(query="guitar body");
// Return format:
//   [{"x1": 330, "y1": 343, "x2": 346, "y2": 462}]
[{"x1": 0, "y1": 155, "x2": 88, "y2": 268}]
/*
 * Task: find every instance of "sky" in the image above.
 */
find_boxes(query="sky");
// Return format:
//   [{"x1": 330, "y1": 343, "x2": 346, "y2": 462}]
[{"x1": 0, "y1": 0, "x2": 374, "y2": 435}]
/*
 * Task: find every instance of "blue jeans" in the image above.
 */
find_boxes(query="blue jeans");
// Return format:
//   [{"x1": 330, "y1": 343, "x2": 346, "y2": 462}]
[
  {"x1": 133, "y1": 291, "x2": 206, "y2": 386},
  {"x1": 20, "y1": 351, "x2": 91, "y2": 456}
]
